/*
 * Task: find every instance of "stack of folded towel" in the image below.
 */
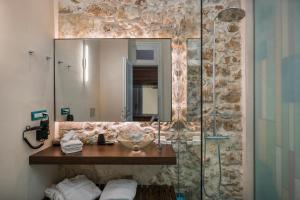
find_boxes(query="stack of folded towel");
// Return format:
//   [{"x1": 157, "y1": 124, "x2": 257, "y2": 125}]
[
  {"x1": 100, "y1": 179, "x2": 137, "y2": 200},
  {"x1": 45, "y1": 175, "x2": 101, "y2": 200},
  {"x1": 60, "y1": 130, "x2": 83, "y2": 154}
]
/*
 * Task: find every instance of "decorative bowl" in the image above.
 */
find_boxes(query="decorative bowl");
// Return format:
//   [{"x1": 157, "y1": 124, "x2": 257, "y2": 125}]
[{"x1": 117, "y1": 131, "x2": 155, "y2": 152}]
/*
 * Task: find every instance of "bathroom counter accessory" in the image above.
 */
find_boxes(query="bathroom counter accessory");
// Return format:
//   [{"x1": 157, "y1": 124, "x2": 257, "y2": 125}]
[{"x1": 29, "y1": 143, "x2": 176, "y2": 165}]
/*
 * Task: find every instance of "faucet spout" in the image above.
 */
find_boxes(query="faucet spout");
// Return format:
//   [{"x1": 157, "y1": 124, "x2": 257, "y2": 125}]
[{"x1": 150, "y1": 115, "x2": 161, "y2": 150}]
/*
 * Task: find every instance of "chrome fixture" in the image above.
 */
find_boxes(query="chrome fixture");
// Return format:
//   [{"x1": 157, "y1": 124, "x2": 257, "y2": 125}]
[
  {"x1": 212, "y1": 6, "x2": 245, "y2": 137},
  {"x1": 217, "y1": 8, "x2": 245, "y2": 22},
  {"x1": 65, "y1": 65, "x2": 72, "y2": 70},
  {"x1": 150, "y1": 115, "x2": 161, "y2": 150},
  {"x1": 28, "y1": 50, "x2": 34, "y2": 55},
  {"x1": 216, "y1": 0, "x2": 246, "y2": 22},
  {"x1": 205, "y1": 135, "x2": 230, "y2": 141},
  {"x1": 203, "y1": 6, "x2": 245, "y2": 200}
]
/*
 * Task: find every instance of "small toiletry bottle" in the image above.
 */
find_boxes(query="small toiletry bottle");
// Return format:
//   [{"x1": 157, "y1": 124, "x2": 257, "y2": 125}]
[
  {"x1": 66, "y1": 114, "x2": 74, "y2": 121},
  {"x1": 97, "y1": 133, "x2": 106, "y2": 145}
]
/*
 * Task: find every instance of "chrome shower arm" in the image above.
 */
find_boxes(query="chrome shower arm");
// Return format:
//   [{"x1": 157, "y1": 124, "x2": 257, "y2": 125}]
[{"x1": 212, "y1": 20, "x2": 217, "y2": 136}]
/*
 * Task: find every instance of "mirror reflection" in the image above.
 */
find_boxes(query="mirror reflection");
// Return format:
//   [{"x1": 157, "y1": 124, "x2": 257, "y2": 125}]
[
  {"x1": 187, "y1": 39, "x2": 201, "y2": 122},
  {"x1": 55, "y1": 39, "x2": 172, "y2": 122}
]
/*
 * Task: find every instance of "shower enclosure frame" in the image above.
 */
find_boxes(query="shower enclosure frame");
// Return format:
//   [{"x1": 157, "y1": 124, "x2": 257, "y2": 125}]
[{"x1": 240, "y1": 0, "x2": 254, "y2": 199}]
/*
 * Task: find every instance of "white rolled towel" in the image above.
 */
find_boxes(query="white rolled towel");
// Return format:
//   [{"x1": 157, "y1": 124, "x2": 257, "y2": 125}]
[
  {"x1": 60, "y1": 130, "x2": 77, "y2": 143},
  {"x1": 61, "y1": 139, "x2": 83, "y2": 154},
  {"x1": 100, "y1": 179, "x2": 137, "y2": 200},
  {"x1": 45, "y1": 185, "x2": 64, "y2": 200},
  {"x1": 60, "y1": 130, "x2": 83, "y2": 154},
  {"x1": 56, "y1": 175, "x2": 101, "y2": 200}
]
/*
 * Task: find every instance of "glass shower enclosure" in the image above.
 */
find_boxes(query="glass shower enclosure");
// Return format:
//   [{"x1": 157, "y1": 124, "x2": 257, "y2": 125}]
[{"x1": 254, "y1": 0, "x2": 300, "y2": 199}]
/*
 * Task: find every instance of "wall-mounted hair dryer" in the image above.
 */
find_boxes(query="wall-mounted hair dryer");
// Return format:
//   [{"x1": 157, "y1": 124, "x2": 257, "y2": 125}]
[{"x1": 23, "y1": 112, "x2": 49, "y2": 149}]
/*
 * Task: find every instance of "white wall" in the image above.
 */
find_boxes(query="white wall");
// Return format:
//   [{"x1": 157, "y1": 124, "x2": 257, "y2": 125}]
[
  {"x1": 55, "y1": 39, "x2": 100, "y2": 121},
  {"x1": 99, "y1": 39, "x2": 129, "y2": 121},
  {"x1": 0, "y1": 0, "x2": 57, "y2": 199},
  {"x1": 55, "y1": 40, "x2": 84, "y2": 121}
]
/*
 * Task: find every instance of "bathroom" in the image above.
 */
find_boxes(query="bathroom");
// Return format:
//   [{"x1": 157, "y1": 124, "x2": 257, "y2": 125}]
[{"x1": 0, "y1": 0, "x2": 299, "y2": 199}]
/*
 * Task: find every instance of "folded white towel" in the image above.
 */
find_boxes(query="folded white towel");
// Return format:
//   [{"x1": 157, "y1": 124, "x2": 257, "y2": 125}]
[
  {"x1": 100, "y1": 179, "x2": 137, "y2": 200},
  {"x1": 61, "y1": 139, "x2": 83, "y2": 149},
  {"x1": 56, "y1": 175, "x2": 101, "y2": 200},
  {"x1": 45, "y1": 185, "x2": 64, "y2": 200},
  {"x1": 60, "y1": 131, "x2": 83, "y2": 154},
  {"x1": 61, "y1": 145, "x2": 83, "y2": 154},
  {"x1": 61, "y1": 130, "x2": 78, "y2": 143}
]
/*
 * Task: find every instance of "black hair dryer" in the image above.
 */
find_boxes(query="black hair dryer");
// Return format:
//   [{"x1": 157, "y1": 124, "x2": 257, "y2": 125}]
[{"x1": 23, "y1": 113, "x2": 50, "y2": 149}]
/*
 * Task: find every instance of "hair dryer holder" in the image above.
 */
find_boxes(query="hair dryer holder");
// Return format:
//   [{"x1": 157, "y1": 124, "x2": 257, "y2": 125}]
[{"x1": 23, "y1": 113, "x2": 50, "y2": 149}]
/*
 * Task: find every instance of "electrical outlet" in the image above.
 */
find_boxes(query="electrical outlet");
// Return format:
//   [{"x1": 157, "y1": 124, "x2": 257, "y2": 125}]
[{"x1": 31, "y1": 110, "x2": 47, "y2": 121}]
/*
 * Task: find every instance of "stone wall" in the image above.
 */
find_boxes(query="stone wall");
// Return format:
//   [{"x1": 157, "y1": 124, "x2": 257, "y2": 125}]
[{"x1": 57, "y1": 0, "x2": 243, "y2": 199}]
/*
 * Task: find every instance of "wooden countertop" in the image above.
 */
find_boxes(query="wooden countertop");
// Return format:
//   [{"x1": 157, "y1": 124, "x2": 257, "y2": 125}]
[{"x1": 29, "y1": 143, "x2": 176, "y2": 165}]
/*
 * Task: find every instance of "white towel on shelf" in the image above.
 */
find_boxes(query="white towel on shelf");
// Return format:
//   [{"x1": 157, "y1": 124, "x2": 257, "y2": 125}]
[
  {"x1": 60, "y1": 130, "x2": 83, "y2": 154},
  {"x1": 60, "y1": 130, "x2": 77, "y2": 142},
  {"x1": 56, "y1": 175, "x2": 101, "y2": 200},
  {"x1": 61, "y1": 139, "x2": 83, "y2": 154},
  {"x1": 100, "y1": 179, "x2": 137, "y2": 200},
  {"x1": 44, "y1": 185, "x2": 64, "y2": 200}
]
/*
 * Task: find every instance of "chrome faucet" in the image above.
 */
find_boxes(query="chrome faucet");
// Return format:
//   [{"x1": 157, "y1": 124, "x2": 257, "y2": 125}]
[{"x1": 150, "y1": 115, "x2": 161, "y2": 150}]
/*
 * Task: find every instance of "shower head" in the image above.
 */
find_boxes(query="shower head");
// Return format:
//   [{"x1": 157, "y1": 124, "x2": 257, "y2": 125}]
[{"x1": 217, "y1": 8, "x2": 245, "y2": 22}]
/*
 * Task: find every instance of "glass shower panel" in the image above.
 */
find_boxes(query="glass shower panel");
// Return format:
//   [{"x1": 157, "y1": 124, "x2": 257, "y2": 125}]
[{"x1": 255, "y1": 0, "x2": 300, "y2": 199}]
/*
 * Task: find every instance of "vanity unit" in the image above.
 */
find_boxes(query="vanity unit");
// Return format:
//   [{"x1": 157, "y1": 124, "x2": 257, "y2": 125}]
[
  {"x1": 29, "y1": 38, "x2": 176, "y2": 165},
  {"x1": 42, "y1": 38, "x2": 175, "y2": 162},
  {"x1": 28, "y1": 38, "x2": 177, "y2": 199},
  {"x1": 29, "y1": 143, "x2": 176, "y2": 165}
]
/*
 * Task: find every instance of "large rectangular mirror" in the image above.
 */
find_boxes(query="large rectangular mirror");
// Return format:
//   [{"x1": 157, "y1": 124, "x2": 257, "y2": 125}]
[{"x1": 55, "y1": 39, "x2": 172, "y2": 122}]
